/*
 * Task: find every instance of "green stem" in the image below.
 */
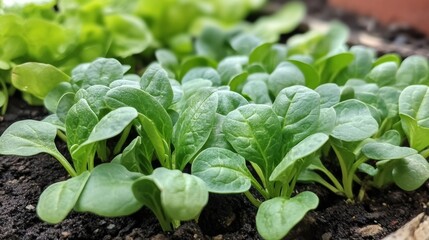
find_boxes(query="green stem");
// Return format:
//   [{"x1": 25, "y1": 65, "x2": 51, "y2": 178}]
[
  {"x1": 50, "y1": 150, "x2": 77, "y2": 177},
  {"x1": 420, "y1": 148, "x2": 429, "y2": 159},
  {"x1": 249, "y1": 177, "x2": 270, "y2": 200},
  {"x1": 113, "y1": 124, "x2": 132, "y2": 155},
  {"x1": 332, "y1": 144, "x2": 354, "y2": 200},
  {"x1": 57, "y1": 130, "x2": 67, "y2": 142},
  {"x1": 0, "y1": 80, "x2": 8, "y2": 115},
  {"x1": 244, "y1": 191, "x2": 262, "y2": 207},
  {"x1": 318, "y1": 166, "x2": 344, "y2": 192}
]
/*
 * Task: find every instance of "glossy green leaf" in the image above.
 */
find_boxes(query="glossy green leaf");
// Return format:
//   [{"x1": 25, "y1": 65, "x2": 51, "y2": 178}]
[
  {"x1": 133, "y1": 168, "x2": 208, "y2": 221},
  {"x1": 331, "y1": 100, "x2": 378, "y2": 142},
  {"x1": 366, "y1": 62, "x2": 397, "y2": 87},
  {"x1": 37, "y1": 172, "x2": 90, "y2": 224},
  {"x1": 173, "y1": 89, "x2": 218, "y2": 170},
  {"x1": 268, "y1": 62, "x2": 305, "y2": 96},
  {"x1": 75, "y1": 164, "x2": 143, "y2": 216},
  {"x1": 105, "y1": 86, "x2": 172, "y2": 142},
  {"x1": 315, "y1": 83, "x2": 341, "y2": 108},
  {"x1": 256, "y1": 192, "x2": 319, "y2": 240},
  {"x1": 75, "y1": 85, "x2": 110, "y2": 116},
  {"x1": 12, "y1": 63, "x2": 70, "y2": 99},
  {"x1": 223, "y1": 104, "x2": 282, "y2": 175},
  {"x1": 66, "y1": 99, "x2": 98, "y2": 173},
  {"x1": 396, "y1": 55, "x2": 429, "y2": 87},
  {"x1": 140, "y1": 63, "x2": 173, "y2": 108},
  {"x1": 82, "y1": 107, "x2": 138, "y2": 145},
  {"x1": 0, "y1": 120, "x2": 60, "y2": 157},
  {"x1": 273, "y1": 86, "x2": 321, "y2": 152},
  {"x1": 288, "y1": 59, "x2": 320, "y2": 89},
  {"x1": 362, "y1": 142, "x2": 417, "y2": 160},
  {"x1": 182, "y1": 67, "x2": 221, "y2": 86},
  {"x1": 217, "y1": 56, "x2": 248, "y2": 85},
  {"x1": 71, "y1": 58, "x2": 123, "y2": 89},
  {"x1": 117, "y1": 136, "x2": 153, "y2": 175},
  {"x1": 270, "y1": 133, "x2": 329, "y2": 182},
  {"x1": 242, "y1": 80, "x2": 272, "y2": 104},
  {"x1": 44, "y1": 82, "x2": 73, "y2": 113},
  {"x1": 392, "y1": 154, "x2": 429, "y2": 191},
  {"x1": 192, "y1": 147, "x2": 252, "y2": 193}
]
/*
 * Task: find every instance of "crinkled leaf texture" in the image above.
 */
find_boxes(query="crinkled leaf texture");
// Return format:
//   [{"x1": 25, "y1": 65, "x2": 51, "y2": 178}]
[{"x1": 256, "y1": 191, "x2": 319, "y2": 240}]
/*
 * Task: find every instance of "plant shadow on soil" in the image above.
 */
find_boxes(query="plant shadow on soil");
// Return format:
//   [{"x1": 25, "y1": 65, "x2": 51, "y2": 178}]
[{"x1": 1, "y1": 94, "x2": 429, "y2": 240}]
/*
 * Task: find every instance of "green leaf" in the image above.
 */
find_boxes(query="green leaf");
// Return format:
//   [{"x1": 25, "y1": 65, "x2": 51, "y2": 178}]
[
  {"x1": 399, "y1": 85, "x2": 429, "y2": 127},
  {"x1": 105, "y1": 14, "x2": 152, "y2": 58},
  {"x1": 253, "y1": 1, "x2": 306, "y2": 42},
  {"x1": 82, "y1": 107, "x2": 138, "y2": 146},
  {"x1": 44, "y1": 82, "x2": 73, "y2": 113},
  {"x1": 362, "y1": 142, "x2": 417, "y2": 160},
  {"x1": 105, "y1": 86, "x2": 173, "y2": 143},
  {"x1": 66, "y1": 99, "x2": 98, "y2": 173},
  {"x1": 217, "y1": 56, "x2": 248, "y2": 85},
  {"x1": 37, "y1": 172, "x2": 90, "y2": 224},
  {"x1": 71, "y1": 58, "x2": 123, "y2": 89},
  {"x1": 273, "y1": 86, "x2": 321, "y2": 153},
  {"x1": 0, "y1": 120, "x2": 60, "y2": 157},
  {"x1": 268, "y1": 62, "x2": 305, "y2": 96},
  {"x1": 288, "y1": 59, "x2": 320, "y2": 89},
  {"x1": 242, "y1": 80, "x2": 272, "y2": 104},
  {"x1": 23, "y1": 18, "x2": 74, "y2": 62},
  {"x1": 315, "y1": 83, "x2": 341, "y2": 108},
  {"x1": 392, "y1": 154, "x2": 429, "y2": 191},
  {"x1": 117, "y1": 136, "x2": 153, "y2": 175},
  {"x1": 230, "y1": 34, "x2": 263, "y2": 55},
  {"x1": 399, "y1": 85, "x2": 429, "y2": 151},
  {"x1": 331, "y1": 100, "x2": 379, "y2": 142},
  {"x1": 12, "y1": 63, "x2": 70, "y2": 99},
  {"x1": 133, "y1": 168, "x2": 208, "y2": 221},
  {"x1": 365, "y1": 62, "x2": 397, "y2": 87},
  {"x1": 192, "y1": 147, "x2": 252, "y2": 193},
  {"x1": 75, "y1": 85, "x2": 110, "y2": 116},
  {"x1": 316, "y1": 52, "x2": 354, "y2": 84},
  {"x1": 256, "y1": 191, "x2": 319, "y2": 240},
  {"x1": 335, "y1": 45, "x2": 375, "y2": 85},
  {"x1": 313, "y1": 21, "x2": 349, "y2": 59},
  {"x1": 399, "y1": 114, "x2": 429, "y2": 152},
  {"x1": 223, "y1": 104, "x2": 282, "y2": 175},
  {"x1": 396, "y1": 55, "x2": 429, "y2": 87},
  {"x1": 373, "y1": 53, "x2": 401, "y2": 67},
  {"x1": 173, "y1": 89, "x2": 218, "y2": 170},
  {"x1": 182, "y1": 67, "x2": 221, "y2": 86},
  {"x1": 270, "y1": 133, "x2": 329, "y2": 182},
  {"x1": 56, "y1": 92, "x2": 75, "y2": 123},
  {"x1": 140, "y1": 63, "x2": 173, "y2": 108},
  {"x1": 75, "y1": 164, "x2": 143, "y2": 216}
]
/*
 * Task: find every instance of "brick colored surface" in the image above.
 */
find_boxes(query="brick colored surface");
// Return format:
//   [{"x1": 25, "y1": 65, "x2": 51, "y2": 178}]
[{"x1": 329, "y1": 0, "x2": 429, "y2": 36}]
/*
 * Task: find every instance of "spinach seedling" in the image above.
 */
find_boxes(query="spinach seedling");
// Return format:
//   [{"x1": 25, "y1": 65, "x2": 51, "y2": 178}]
[{"x1": 192, "y1": 86, "x2": 328, "y2": 239}]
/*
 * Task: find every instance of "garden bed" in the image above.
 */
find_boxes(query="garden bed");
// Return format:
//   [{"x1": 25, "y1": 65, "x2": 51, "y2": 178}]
[
  {"x1": 1, "y1": 1, "x2": 429, "y2": 239},
  {"x1": 1, "y1": 94, "x2": 428, "y2": 239}
]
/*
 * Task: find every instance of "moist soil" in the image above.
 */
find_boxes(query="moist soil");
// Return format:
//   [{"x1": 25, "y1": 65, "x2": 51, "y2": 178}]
[{"x1": 2, "y1": 2, "x2": 429, "y2": 239}]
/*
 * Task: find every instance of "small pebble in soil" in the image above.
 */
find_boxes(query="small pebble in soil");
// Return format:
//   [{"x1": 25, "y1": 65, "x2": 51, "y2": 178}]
[
  {"x1": 106, "y1": 224, "x2": 115, "y2": 230},
  {"x1": 61, "y1": 231, "x2": 71, "y2": 238},
  {"x1": 321, "y1": 232, "x2": 332, "y2": 240},
  {"x1": 355, "y1": 224, "x2": 383, "y2": 237},
  {"x1": 25, "y1": 204, "x2": 35, "y2": 210}
]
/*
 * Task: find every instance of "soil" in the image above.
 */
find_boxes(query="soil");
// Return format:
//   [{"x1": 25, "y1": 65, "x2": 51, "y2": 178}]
[{"x1": 2, "y1": 2, "x2": 429, "y2": 239}]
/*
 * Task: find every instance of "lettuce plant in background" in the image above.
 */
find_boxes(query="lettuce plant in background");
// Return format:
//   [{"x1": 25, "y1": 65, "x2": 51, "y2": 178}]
[{"x1": 0, "y1": 0, "x2": 306, "y2": 114}]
